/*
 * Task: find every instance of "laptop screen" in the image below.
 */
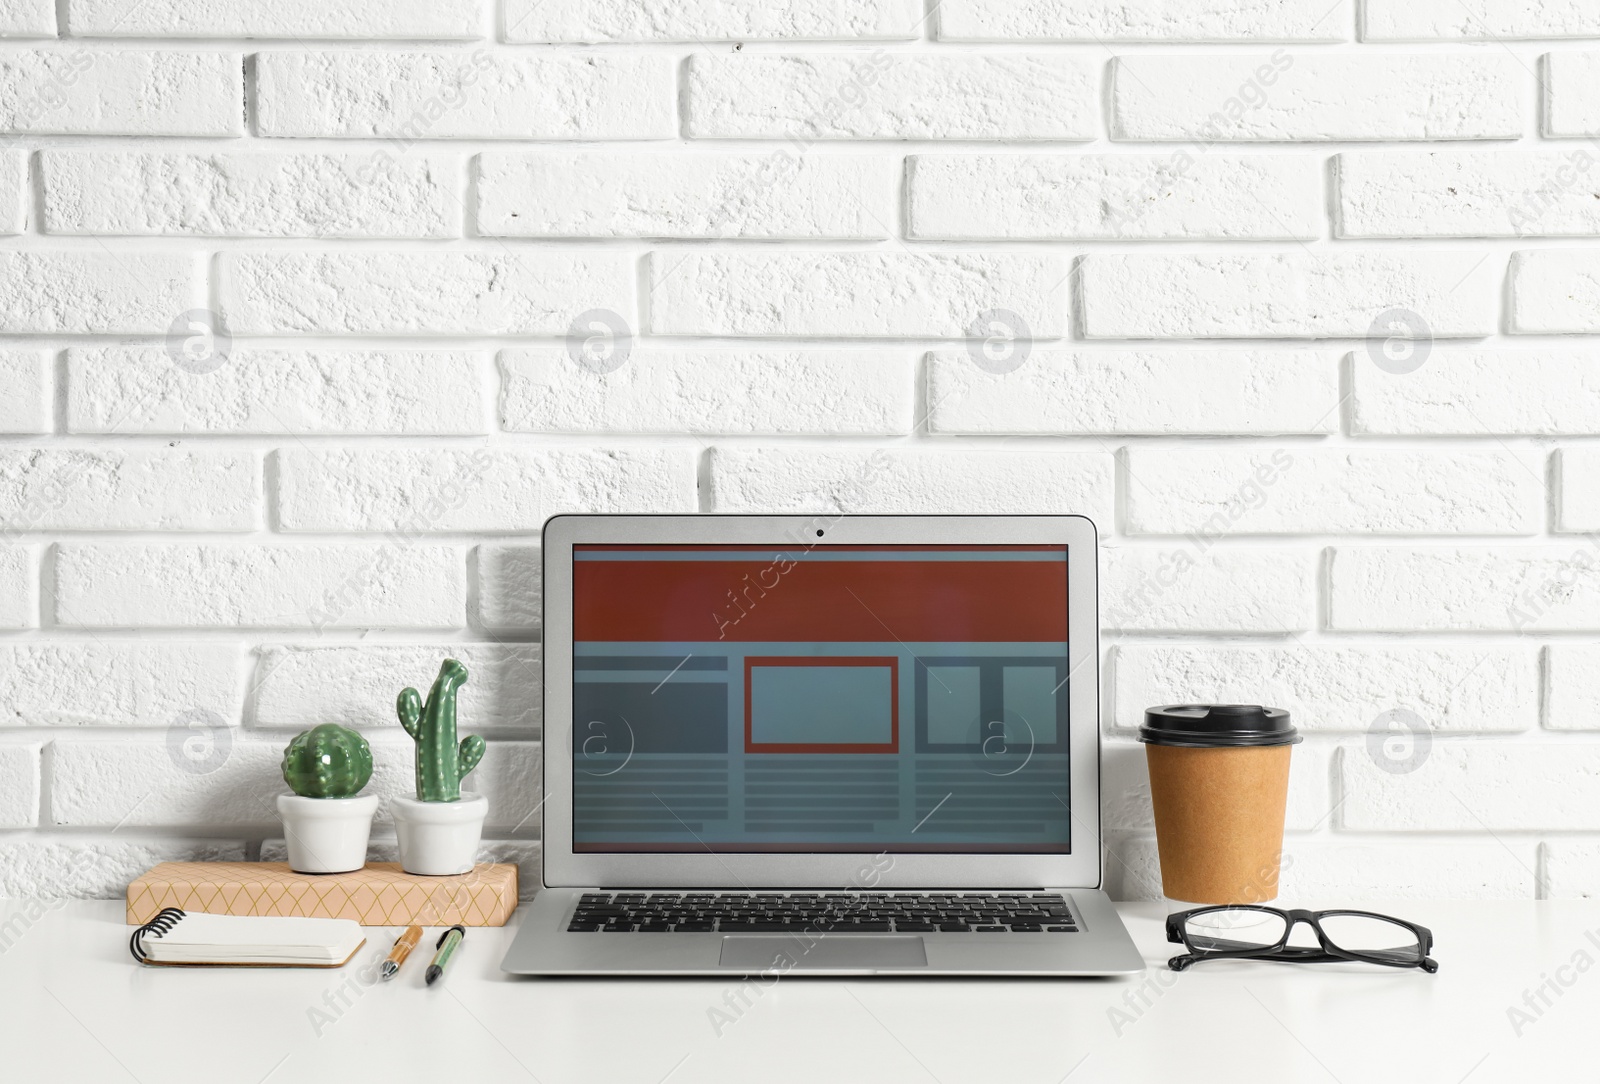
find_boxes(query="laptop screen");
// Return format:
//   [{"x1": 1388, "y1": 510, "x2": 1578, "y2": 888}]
[{"x1": 570, "y1": 543, "x2": 1070, "y2": 854}]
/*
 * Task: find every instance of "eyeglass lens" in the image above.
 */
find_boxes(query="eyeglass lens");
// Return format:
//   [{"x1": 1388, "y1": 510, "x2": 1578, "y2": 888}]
[
  {"x1": 1317, "y1": 913, "x2": 1422, "y2": 963},
  {"x1": 1181, "y1": 909, "x2": 1421, "y2": 962}
]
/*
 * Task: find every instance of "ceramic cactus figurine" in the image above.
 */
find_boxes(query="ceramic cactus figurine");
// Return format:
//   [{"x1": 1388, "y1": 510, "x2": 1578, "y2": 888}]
[
  {"x1": 397, "y1": 658, "x2": 486, "y2": 802},
  {"x1": 282, "y1": 724, "x2": 373, "y2": 799}
]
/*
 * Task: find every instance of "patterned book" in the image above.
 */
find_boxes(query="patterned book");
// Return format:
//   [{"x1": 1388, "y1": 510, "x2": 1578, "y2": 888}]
[{"x1": 127, "y1": 862, "x2": 518, "y2": 927}]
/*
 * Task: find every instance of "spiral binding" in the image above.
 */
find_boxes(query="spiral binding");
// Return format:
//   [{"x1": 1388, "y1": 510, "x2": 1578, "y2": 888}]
[{"x1": 129, "y1": 907, "x2": 186, "y2": 964}]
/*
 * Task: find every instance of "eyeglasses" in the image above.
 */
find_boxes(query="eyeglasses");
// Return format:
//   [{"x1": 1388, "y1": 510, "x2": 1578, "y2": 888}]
[{"x1": 1165, "y1": 906, "x2": 1437, "y2": 973}]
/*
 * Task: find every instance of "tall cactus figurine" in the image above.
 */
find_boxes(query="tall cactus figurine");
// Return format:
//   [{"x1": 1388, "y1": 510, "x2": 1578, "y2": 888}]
[{"x1": 397, "y1": 659, "x2": 486, "y2": 802}]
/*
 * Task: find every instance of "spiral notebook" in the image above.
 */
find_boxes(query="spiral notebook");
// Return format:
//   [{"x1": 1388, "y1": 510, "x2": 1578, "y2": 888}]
[{"x1": 131, "y1": 908, "x2": 366, "y2": 968}]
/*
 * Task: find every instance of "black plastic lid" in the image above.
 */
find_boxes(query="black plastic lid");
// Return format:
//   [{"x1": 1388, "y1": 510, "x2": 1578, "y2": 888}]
[{"x1": 1139, "y1": 704, "x2": 1300, "y2": 748}]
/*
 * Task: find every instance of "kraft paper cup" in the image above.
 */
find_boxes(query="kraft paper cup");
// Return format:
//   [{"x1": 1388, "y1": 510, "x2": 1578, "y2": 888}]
[{"x1": 1139, "y1": 705, "x2": 1299, "y2": 911}]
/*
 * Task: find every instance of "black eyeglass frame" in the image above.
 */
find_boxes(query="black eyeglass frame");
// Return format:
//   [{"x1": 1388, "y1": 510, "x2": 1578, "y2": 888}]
[{"x1": 1165, "y1": 906, "x2": 1438, "y2": 974}]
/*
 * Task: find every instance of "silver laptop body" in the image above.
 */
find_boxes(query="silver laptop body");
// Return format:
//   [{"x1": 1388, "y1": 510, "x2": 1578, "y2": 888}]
[{"x1": 501, "y1": 514, "x2": 1144, "y2": 976}]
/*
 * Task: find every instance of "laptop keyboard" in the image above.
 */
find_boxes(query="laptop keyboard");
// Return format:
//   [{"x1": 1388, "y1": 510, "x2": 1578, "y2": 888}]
[{"x1": 567, "y1": 892, "x2": 1079, "y2": 933}]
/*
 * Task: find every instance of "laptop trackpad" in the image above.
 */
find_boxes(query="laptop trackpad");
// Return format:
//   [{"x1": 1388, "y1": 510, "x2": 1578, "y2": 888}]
[{"x1": 719, "y1": 936, "x2": 927, "y2": 970}]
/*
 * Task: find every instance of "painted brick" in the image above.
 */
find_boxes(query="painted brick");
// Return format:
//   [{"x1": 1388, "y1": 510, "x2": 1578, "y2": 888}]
[
  {"x1": 0, "y1": 840, "x2": 247, "y2": 899},
  {"x1": 50, "y1": 739, "x2": 282, "y2": 827},
  {"x1": 1543, "y1": 843, "x2": 1600, "y2": 898},
  {"x1": 41, "y1": 150, "x2": 458, "y2": 238},
  {"x1": 710, "y1": 447, "x2": 1114, "y2": 522},
  {"x1": 1342, "y1": 743, "x2": 1600, "y2": 831},
  {"x1": 0, "y1": 0, "x2": 53, "y2": 36},
  {"x1": 1352, "y1": 350, "x2": 1600, "y2": 435},
  {"x1": 685, "y1": 53, "x2": 1098, "y2": 140},
  {"x1": 1510, "y1": 250, "x2": 1600, "y2": 333},
  {"x1": 1104, "y1": 741, "x2": 1334, "y2": 833},
  {"x1": 53, "y1": 544, "x2": 466, "y2": 628},
  {"x1": 908, "y1": 154, "x2": 1321, "y2": 240},
  {"x1": 276, "y1": 447, "x2": 695, "y2": 533},
  {"x1": 499, "y1": 349, "x2": 913, "y2": 435},
  {"x1": 220, "y1": 251, "x2": 631, "y2": 335},
  {"x1": 1546, "y1": 645, "x2": 1600, "y2": 731},
  {"x1": 478, "y1": 543, "x2": 540, "y2": 631},
  {"x1": 1544, "y1": 53, "x2": 1600, "y2": 138},
  {"x1": 939, "y1": 0, "x2": 1347, "y2": 41},
  {"x1": 0, "y1": 547, "x2": 34, "y2": 628},
  {"x1": 476, "y1": 151, "x2": 895, "y2": 239},
  {"x1": 504, "y1": 0, "x2": 920, "y2": 42},
  {"x1": 0, "y1": 251, "x2": 199, "y2": 333},
  {"x1": 1080, "y1": 251, "x2": 1498, "y2": 339},
  {"x1": 50, "y1": 736, "x2": 539, "y2": 830},
  {"x1": 1103, "y1": 546, "x2": 1316, "y2": 633},
  {"x1": 252, "y1": 644, "x2": 539, "y2": 731},
  {"x1": 256, "y1": 51, "x2": 673, "y2": 139},
  {"x1": 67, "y1": 347, "x2": 486, "y2": 436},
  {"x1": 0, "y1": 448, "x2": 258, "y2": 531},
  {"x1": 650, "y1": 252, "x2": 1065, "y2": 338},
  {"x1": 1558, "y1": 447, "x2": 1600, "y2": 532},
  {"x1": 1107, "y1": 838, "x2": 1536, "y2": 901},
  {"x1": 68, "y1": 0, "x2": 482, "y2": 38},
  {"x1": 1111, "y1": 52, "x2": 1522, "y2": 141},
  {"x1": 1364, "y1": 1, "x2": 1600, "y2": 40},
  {"x1": 0, "y1": 643, "x2": 240, "y2": 727},
  {"x1": 0, "y1": 743, "x2": 39, "y2": 826},
  {"x1": 1329, "y1": 546, "x2": 1600, "y2": 631},
  {"x1": 927, "y1": 349, "x2": 1339, "y2": 435},
  {"x1": 1125, "y1": 447, "x2": 1540, "y2": 536},
  {"x1": 1338, "y1": 150, "x2": 1600, "y2": 238},
  {"x1": 1, "y1": 150, "x2": 22, "y2": 233},
  {"x1": 0, "y1": 49, "x2": 241, "y2": 135},
  {"x1": 0, "y1": 352, "x2": 49, "y2": 434},
  {"x1": 1114, "y1": 644, "x2": 1537, "y2": 734}
]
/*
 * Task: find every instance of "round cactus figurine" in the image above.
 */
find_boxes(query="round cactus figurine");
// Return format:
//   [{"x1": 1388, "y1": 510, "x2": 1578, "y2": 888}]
[{"x1": 282, "y1": 724, "x2": 374, "y2": 799}]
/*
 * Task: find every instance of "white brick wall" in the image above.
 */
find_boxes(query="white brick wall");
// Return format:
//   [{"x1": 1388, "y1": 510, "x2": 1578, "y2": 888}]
[
  {"x1": 1110, "y1": 53, "x2": 1523, "y2": 141},
  {"x1": 684, "y1": 54, "x2": 1099, "y2": 140},
  {"x1": 937, "y1": 0, "x2": 1349, "y2": 43},
  {"x1": 1510, "y1": 250, "x2": 1600, "y2": 333},
  {"x1": 67, "y1": 0, "x2": 485, "y2": 39},
  {"x1": 0, "y1": 251, "x2": 200, "y2": 332},
  {"x1": 255, "y1": 51, "x2": 674, "y2": 139},
  {"x1": 1080, "y1": 252, "x2": 1499, "y2": 339},
  {"x1": 1363, "y1": 1, "x2": 1600, "y2": 42},
  {"x1": 1543, "y1": 53, "x2": 1600, "y2": 137},
  {"x1": 907, "y1": 154, "x2": 1322, "y2": 240},
  {"x1": 477, "y1": 152, "x2": 897, "y2": 239},
  {"x1": 504, "y1": 0, "x2": 920, "y2": 43},
  {"x1": 1, "y1": 150, "x2": 22, "y2": 233},
  {"x1": 0, "y1": 10, "x2": 1595, "y2": 905},
  {"x1": 67, "y1": 347, "x2": 488, "y2": 435},
  {"x1": 0, "y1": 49, "x2": 241, "y2": 134},
  {"x1": 0, "y1": 350, "x2": 48, "y2": 432},
  {"x1": 41, "y1": 151, "x2": 460, "y2": 237},
  {"x1": 927, "y1": 349, "x2": 1340, "y2": 435},
  {"x1": 0, "y1": 0, "x2": 53, "y2": 38},
  {"x1": 0, "y1": 546, "x2": 35, "y2": 628}
]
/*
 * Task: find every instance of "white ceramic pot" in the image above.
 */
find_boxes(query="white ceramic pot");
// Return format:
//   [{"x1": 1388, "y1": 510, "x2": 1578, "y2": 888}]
[
  {"x1": 391, "y1": 794, "x2": 487, "y2": 876},
  {"x1": 277, "y1": 793, "x2": 379, "y2": 874}
]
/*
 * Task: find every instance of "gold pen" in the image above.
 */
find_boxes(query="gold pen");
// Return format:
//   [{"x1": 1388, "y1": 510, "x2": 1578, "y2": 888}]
[{"x1": 381, "y1": 924, "x2": 424, "y2": 981}]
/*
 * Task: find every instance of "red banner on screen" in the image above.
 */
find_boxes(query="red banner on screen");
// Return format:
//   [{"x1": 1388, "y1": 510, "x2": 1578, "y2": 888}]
[{"x1": 573, "y1": 549, "x2": 1068, "y2": 643}]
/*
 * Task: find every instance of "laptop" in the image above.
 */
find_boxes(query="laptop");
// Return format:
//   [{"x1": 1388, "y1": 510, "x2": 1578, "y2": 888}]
[{"x1": 500, "y1": 514, "x2": 1144, "y2": 976}]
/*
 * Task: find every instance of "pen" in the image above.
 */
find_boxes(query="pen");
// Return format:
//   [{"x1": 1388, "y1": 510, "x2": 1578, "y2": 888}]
[
  {"x1": 380, "y1": 924, "x2": 424, "y2": 982},
  {"x1": 425, "y1": 925, "x2": 466, "y2": 986}
]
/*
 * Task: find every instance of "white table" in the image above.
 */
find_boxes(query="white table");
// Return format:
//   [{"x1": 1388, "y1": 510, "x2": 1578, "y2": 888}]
[{"x1": 1, "y1": 899, "x2": 1588, "y2": 1083}]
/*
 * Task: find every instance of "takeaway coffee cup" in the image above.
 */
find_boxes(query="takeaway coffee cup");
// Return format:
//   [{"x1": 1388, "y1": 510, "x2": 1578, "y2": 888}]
[{"x1": 1139, "y1": 705, "x2": 1300, "y2": 908}]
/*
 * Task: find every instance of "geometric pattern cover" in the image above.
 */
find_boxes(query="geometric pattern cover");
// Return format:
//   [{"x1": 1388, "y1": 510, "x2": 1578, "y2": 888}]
[{"x1": 126, "y1": 862, "x2": 518, "y2": 927}]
